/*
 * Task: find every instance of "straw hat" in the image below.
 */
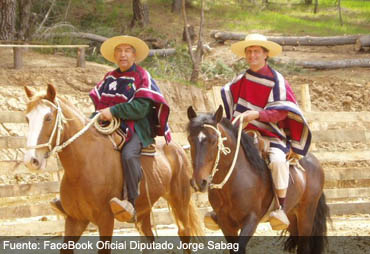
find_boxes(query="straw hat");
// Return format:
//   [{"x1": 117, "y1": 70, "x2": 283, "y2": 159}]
[
  {"x1": 231, "y1": 34, "x2": 282, "y2": 58},
  {"x1": 100, "y1": 35, "x2": 150, "y2": 63}
]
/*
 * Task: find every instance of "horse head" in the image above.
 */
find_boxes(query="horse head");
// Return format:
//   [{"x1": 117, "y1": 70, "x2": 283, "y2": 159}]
[
  {"x1": 187, "y1": 105, "x2": 227, "y2": 192},
  {"x1": 23, "y1": 84, "x2": 61, "y2": 171}
]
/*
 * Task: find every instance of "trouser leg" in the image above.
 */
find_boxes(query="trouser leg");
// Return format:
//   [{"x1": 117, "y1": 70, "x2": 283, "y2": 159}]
[
  {"x1": 121, "y1": 133, "x2": 143, "y2": 207},
  {"x1": 268, "y1": 147, "x2": 290, "y2": 230},
  {"x1": 268, "y1": 147, "x2": 289, "y2": 200}
]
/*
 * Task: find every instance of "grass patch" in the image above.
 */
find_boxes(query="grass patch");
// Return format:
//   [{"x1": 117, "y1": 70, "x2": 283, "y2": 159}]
[{"x1": 33, "y1": 0, "x2": 370, "y2": 85}]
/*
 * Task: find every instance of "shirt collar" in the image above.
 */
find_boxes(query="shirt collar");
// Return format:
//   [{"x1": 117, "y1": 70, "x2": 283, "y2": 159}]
[{"x1": 116, "y1": 64, "x2": 136, "y2": 73}]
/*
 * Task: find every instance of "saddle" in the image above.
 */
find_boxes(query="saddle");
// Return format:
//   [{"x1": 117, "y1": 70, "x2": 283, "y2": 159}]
[
  {"x1": 109, "y1": 130, "x2": 157, "y2": 156},
  {"x1": 245, "y1": 130, "x2": 303, "y2": 167},
  {"x1": 245, "y1": 130, "x2": 269, "y2": 158}
]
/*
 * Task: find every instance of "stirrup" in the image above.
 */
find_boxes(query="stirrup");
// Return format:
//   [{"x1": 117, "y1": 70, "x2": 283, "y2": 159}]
[
  {"x1": 269, "y1": 209, "x2": 290, "y2": 230},
  {"x1": 109, "y1": 197, "x2": 135, "y2": 222}
]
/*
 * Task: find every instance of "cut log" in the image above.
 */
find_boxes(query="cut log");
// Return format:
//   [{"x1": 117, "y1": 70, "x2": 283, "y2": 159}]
[
  {"x1": 53, "y1": 32, "x2": 177, "y2": 56},
  {"x1": 148, "y1": 48, "x2": 176, "y2": 57},
  {"x1": 58, "y1": 32, "x2": 107, "y2": 42},
  {"x1": 211, "y1": 31, "x2": 362, "y2": 46},
  {"x1": 355, "y1": 35, "x2": 370, "y2": 52},
  {"x1": 294, "y1": 58, "x2": 370, "y2": 69}
]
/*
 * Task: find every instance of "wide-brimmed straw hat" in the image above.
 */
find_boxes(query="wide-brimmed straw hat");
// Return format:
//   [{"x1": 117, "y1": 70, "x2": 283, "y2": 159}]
[
  {"x1": 231, "y1": 34, "x2": 282, "y2": 58},
  {"x1": 100, "y1": 35, "x2": 150, "y2": 63}
]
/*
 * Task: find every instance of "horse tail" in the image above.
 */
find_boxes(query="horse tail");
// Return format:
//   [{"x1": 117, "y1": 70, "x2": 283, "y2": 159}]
[
  {"x1": 309, "y1": 192, "x2": 330, "y2": 253},
  {"x1": 284, "y1": 192, "x2": 330, "y2": 253},
  {"x1": 187, "y1": 200, "x2": 204, "y2": 236},
  {"x1": 168, "y1": 144, "x2": 204, "y2": 236}
]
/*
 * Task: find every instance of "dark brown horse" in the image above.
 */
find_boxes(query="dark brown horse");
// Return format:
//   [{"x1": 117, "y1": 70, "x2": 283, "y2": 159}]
[
  {"x1": 187, "y1": 105, "x2": 330, "y2": 254},
  {"x1": 23, "y1": 84, "x2": 203, "y2": 253}
]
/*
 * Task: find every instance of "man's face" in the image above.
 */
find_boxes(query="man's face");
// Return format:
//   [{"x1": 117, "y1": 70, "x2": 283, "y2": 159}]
[
  {"x1": 244, "y1": 46, "x2": 268, "y2": 71},
  {"x1": 114, "y1": 44, "x2": 136, "y2": 71}
]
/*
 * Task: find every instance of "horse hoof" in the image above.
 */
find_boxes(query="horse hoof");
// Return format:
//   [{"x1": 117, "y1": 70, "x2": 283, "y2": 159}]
[
  {"x1": 109, "y1": 198, "x2": 135, "y2": 222},
  {"x1": 204, "y1": 212, "x2": 220, "y2": 231}
]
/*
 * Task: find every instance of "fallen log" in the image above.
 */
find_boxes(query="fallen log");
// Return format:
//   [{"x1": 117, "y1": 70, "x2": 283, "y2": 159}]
[
  {"x1": 355, "y1": 35, "x2": 370, "y2": 52},
  {"x1": 211, "y1": 31, "x2": 362, "y2": 46},
  {"x1": 148, "y1": 48, "x2": 176, "y2": 57},
  {"x1": 59, "y1": 32, "x2": 107, "y2": 42},
  {"x1": 51, "y1": 32, "x2": 176, "y2": 57},
  {"x1": 293, "y1": 58, "x2": 370, "y2": 69}
]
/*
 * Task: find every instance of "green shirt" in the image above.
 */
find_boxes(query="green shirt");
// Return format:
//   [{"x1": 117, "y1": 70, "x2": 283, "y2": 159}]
[{"x1": 110, "y1": 98, "x2": 154, "y2": 147}]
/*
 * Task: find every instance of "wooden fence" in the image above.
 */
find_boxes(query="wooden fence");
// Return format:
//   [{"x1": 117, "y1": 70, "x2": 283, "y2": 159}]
[
  {"x1": 1, "y1": 107, "x2": 370, "y2": 235},
  {"x1": 0, "y1": 44, "x2": 89, "y2": 69}
]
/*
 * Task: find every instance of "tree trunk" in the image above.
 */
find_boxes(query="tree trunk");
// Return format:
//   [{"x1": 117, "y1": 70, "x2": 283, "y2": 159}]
[
  {"x1": 131, "y1": 0, "x2": 149, "y2": 28},
  {"x1": 295, "y1": 58, "x2": 370, "y2": 69},
  {"x1": 355, "y1": 35, "x2": 370, "y2": 52},
  {"x1": 0, "y1": 0, "x2": 17, "y2": 40},
  {"x1": 314, "y1": 0, "x2": 319, "y2": 14},
  {"x1": 338, "y1": 0, "x2": 343, "y2": 26},
  {"x1": 172, "y1": 0, "x2": 182, "y2": 12},
  {"x1": 211, "y1": 31, "x2": 361, "y2": 46},
  {"x1": 17, "y1": 0, "x2": 32, "y2": 40},
  {"x1": 305, "y1": 0, "x2": 312, "y2": 4}
]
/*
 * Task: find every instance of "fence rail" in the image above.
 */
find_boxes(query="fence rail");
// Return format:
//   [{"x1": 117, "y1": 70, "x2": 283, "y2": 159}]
[{"x1": 0, "y1": 44, "x2": 89, "y2": 69}]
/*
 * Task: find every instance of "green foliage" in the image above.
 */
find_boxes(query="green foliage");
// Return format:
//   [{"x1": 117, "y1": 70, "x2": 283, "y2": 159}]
[
  {"x1": 28, "y1": 0, "x2": 370, "y2": 85},
  {"x1": 208, "y1": 0, "x2": 370, "y2": 35},
  {"x1": 141, "y1": 46, "x2": 194, "y2": 83}
]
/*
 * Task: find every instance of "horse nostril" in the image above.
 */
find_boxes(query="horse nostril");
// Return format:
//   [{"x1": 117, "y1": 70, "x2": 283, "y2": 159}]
[
  {"x1": 31, "y1": 158, "x2": 40, "y2": 167},
  {"x1": 200, "y1": 179, "x2": 208, "y2": 189}
]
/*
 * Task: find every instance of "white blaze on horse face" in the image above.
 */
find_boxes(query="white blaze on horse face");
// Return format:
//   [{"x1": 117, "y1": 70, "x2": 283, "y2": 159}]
[
  {"x1": 197, "y1": 131, "x2": 207, "y2": 143},
  {"x1": 24, "y1": 104, "x2": 51, "y2": 168}
]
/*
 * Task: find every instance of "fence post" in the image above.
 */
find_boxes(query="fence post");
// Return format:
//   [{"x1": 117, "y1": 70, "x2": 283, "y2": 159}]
[
  {"x1": 301, "y1": 83, "x2": 311, "y2": 112},
  {"x1": 76, "y1": 47, "x2": 86, "y2": 68},
  {"x1": 13, "y1": 47, "x2": 24, "y2": 69}
]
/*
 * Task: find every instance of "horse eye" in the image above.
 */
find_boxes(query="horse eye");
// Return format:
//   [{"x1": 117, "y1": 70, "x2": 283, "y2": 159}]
[{"x1": 44, "y1": 114, "x2": 52, "y2": 122}]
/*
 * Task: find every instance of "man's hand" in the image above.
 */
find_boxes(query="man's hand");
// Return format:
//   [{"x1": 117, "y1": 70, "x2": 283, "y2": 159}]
[
  {"x1": 99, "y1": 107, "x2": 113, "y2": 121},
  {"x1": 241, "y1": 110, "x2": 259, "y2": 123}
]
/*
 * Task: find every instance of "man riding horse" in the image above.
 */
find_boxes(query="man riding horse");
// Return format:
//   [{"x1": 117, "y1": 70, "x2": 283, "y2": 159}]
[
  {"x1": 52, "y1": 35, "x2": 171, "y2": 222},
  {"x1": 206, "y1": 34, "x2": 311, "y2": 230}
]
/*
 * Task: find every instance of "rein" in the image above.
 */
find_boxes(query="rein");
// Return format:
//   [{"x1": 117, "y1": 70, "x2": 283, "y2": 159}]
[
  {"x1": 203, "y1": 114, "x2": 244, "y2": 189},
  {"x1": 26, "y1": 99, "x2": 120, "y2": 157}
]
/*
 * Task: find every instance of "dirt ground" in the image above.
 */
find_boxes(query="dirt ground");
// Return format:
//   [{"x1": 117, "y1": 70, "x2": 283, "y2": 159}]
[{"x1": 0, "y1": 43, "x2": 370, "y2": 240}]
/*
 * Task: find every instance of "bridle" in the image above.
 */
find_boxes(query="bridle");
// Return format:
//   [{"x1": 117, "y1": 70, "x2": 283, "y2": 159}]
[
  {"x1": 26, "y1": 98, "x2": 119, "y2": 158},
  {"x1": 202, "y1": 114, "x2": 244, "y2": 189}
]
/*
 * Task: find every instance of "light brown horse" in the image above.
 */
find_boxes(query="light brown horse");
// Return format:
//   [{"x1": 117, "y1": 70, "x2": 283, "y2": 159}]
[
  {"x1": 187, "y1": 106, "x2": 330, "y2": 254},
  {"x1": 23, "y1": 84, "x2": 203, "y2": 253}
]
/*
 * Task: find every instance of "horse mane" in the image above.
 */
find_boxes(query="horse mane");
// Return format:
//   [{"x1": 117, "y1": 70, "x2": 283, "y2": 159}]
[
  {"x1": 187, "y1": 114, "x2": 268, "y2": 175},
  {"x1": 25, "y1": 92, "x2": 46, "y2": 113},
  {"x1": 219, "y1": 118, "x2": 269, "y2": 175}
]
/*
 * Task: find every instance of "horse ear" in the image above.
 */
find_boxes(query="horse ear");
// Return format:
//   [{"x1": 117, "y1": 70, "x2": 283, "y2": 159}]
[
  {"x1": 45, "y1": 84, "x2": 56, "y2": 102},
  {"x1": 213, "y1": 105, "x2": 223, "y2": 123},
  {"x1": 187, "y1": 106, "x2": 197, "y2": 120},
  {"x1": 24, "y1": 86, "x2": 34, "y2": 99}
]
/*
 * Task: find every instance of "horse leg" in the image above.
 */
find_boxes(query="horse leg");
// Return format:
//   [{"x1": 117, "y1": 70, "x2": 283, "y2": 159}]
[
  {"x1": 296, "y1": 199, "x2": 319, "y2": 254},
  {"x1": 237, "y1": 213, "x2": 259, "y2": 254},
  {"x1": 136, "y1": 210, "x2": 155, "y2": 239},
  {"x1": 283, "y1": 213, "x2": 299, "y2": 253},
  {"x1": 96, "y1": 214, "x2": 115, "y2": 254},
  {"x1": 135, "y1": 211, "x2": 156, "y2": 254},
  {"x1": 61, "y1": 216, "x2": 89, "y2": 254},
  {"x1": 218, "y1": 222, "x2": 239, "y2": 254}
]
